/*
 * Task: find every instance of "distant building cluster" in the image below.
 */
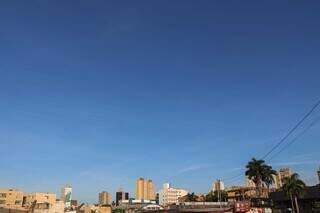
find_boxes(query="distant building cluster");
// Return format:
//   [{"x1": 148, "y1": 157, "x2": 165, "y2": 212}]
[{"x1": 1, "y1": 167, "x2": 320, "y2": 213}]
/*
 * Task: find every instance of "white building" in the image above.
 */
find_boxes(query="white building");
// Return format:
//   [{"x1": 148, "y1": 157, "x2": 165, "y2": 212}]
[
  {"x1": 61, "y1": 185, "x2": 72, "y2": 208},
  {"x1": 159, "y1": 183, "x2": 188, "y2": 206}
]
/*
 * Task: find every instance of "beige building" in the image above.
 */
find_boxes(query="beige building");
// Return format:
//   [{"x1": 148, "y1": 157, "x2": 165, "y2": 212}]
[
  {"x1": 81, "y1": 205, "x2": 111, "y2": 213},
  {"x1": 98, "y1": 192, "x2": 111, "y2": 205},
  {"x1": 25, "y1": 193, "x2": 56, "y2": 207},
  {"x1": 135, "y1": 178, "x2": 155, "y2": 200},
  {"x1": 275, "y1": 168, "x2": 292, "y2": 189},
  {"x1": 212, "y1": 180, "x2": 225, "y2": 191},
  {"x1": 32, "y1": 200, "x2": 64, "y2": 213},
  {"x1": 136, "y1": 178, "x2": 144, "y2": 200},
  {"x1": 0, "y1": 189, "x2": 24, "y2": 208},
  {"x1": 245, "y1": 176, "x2": 256, "y2": 188}
]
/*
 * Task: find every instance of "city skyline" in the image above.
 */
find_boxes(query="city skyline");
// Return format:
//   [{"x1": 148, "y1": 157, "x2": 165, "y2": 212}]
[{"x1": 1, "y1": 0, "x2": 320, "y2": 203}]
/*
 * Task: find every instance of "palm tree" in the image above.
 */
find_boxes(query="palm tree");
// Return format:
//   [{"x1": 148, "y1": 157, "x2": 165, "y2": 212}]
[
  {"x1": 282, "y1": 173, "x2": 306, "y2": 213},
  {"x1": 245, "y1": 158, "x2": 276, "y2": 198},
  {"x1": 262, "y1": 165, "x2": 277, "y2": 197}
]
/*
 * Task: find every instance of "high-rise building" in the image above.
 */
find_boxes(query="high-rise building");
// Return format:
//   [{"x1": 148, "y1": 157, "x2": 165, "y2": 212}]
[
  {"x1": 276, "y1": 168, "x2": 292, "y2": 189},
  {"x1": 159, "y1": 183, "x2": 188, "y2": 206},
  {"x1": 0, "y1": 189, "x2": 24, "y2": 208},
  {"x1": 317, "y1": 167, "x2": 320, "y2": 184},
  {"x1": 99, "y1": 191, "x2": 111, "y2": 205},
  {"x1": 145, "y1": 180, "x2": 155, "y2": 200},
  {"x1": 135, "y1": 178, "x2": 155, "y2": 200},
  {"x1": 136, "y1": 178, "x2": 145, "y2": 200},
  {"x1": 212, "y1": 180, "x2": 225, "y2": 192},
  {"x1": 61, "y1": 185, "x2": 72, "y2": 208},
  {"x1": 116, "y1": 191, "x2": 129, "y2": 206}
]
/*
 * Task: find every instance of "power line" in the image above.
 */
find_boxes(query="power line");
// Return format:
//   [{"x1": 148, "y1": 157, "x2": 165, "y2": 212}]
[
  {"x1": 267, "y1": 116, "x2": 320, "y2": 162},
  {"x1": 221, "y1": 99, "x2": 320, "y2": 185},
  {"x1": 261, "y1": 99, "x2": 320, "y2": 160}
]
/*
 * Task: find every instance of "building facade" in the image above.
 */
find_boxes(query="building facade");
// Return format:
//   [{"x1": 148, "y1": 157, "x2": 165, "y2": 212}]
[
  {"x1": 98, "y1": 192, "x2": 111, "y2": 205},
  {"x1": 135, "y1": 178, "x2": 155, "y2": 200},
  {"x1": 0, "y1": 189, "x2": 24, "y2": 208},
  {"x1": 115, "y1": 191, "x2": 128, "y2": 206},
  {"x1": 275, "y1": 168, "x2": 292, "y2": 189},
  {"x1": 32, "y1": 200, "x2": 64, "y2": 213},
  {"x1": 159, "y1": 183, "x2": 188, "y2": 206},
  {"x1": 25, "y1": 193, "x2": 56, "y2": 207},
  {"x1": 60, "y1": 185, "x2": 72, "y2": 208},
  {"x1": 245, "y1": 177, "x2": 256, "y2": 188},
  {"x1": 212, "y1": 180, "x2": 225, "y2": 192},
  {"x1": 317, "y1": 167, "x2": 320, "y2": 184}
]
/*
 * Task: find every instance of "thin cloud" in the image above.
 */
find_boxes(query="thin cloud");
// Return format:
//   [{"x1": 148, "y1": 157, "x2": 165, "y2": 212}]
[
  {"x1": 273, "y1": 160, "x2": 320, "y2": 166},
  {"x1": 177, "y1": 165, "x2": 210, "y2": 175}
]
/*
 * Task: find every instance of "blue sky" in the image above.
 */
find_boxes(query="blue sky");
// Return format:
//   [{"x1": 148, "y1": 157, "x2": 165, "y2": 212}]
[{"x1": 1, "y1": 0, "x2": 320, "y2": 203}]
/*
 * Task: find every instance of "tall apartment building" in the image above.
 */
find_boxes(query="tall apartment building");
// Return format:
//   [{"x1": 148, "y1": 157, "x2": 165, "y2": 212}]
[
  {"x1": 99, "y1": 191, "x2": 111, "y2": 205},
  {"x1": 212, "y1": 180, "x2": 225, "y2": 192},
  {"x1": 159, "y1": 183, "x2": 188, "y2": 206},
  {"x1": 116, "y1": 191, "x2": 129, "y2": 206},
  {"x1": 0, "y1": 189, "x2": 24, "y2": 208},
  {"x1": 61, "y1": 185, "x2": 72, "y2": 208},
  {"x1": 25, "y1": 192, "x2": 56, "y2": 206},
  {"x1": 135, "y1": 178, "x2": 155, "y2": 200},
  {"x1": 276, "y1": 168, "x2": 292, "y2": 189}
]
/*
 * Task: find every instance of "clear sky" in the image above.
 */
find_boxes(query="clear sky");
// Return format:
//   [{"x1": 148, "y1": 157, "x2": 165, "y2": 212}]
[{"x1": 1, "y1": 0, "x2": 320, "y2": 203}]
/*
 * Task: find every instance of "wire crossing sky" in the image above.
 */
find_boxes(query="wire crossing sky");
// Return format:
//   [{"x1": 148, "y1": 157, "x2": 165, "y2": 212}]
[{"x1": 0, "y1": 0, "x2": 320, "y2": 203}]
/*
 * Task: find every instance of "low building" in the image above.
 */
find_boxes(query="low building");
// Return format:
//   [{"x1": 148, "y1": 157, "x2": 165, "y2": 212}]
[
  {"x1": 32, "y1": 200, "x2": 64, "y2": 213},
  {"x1": 270, "y1": 184, "x2": 320, "y2": 213},
  {"x1": 79, "y1": 205, "x2": 111, "y2": 213},
  {"x1": 141, "y1": 204, "x2": 163, "y2": 211},
  {"x1": 167, "y1": 202, "x2": 232, "y2": 213},
  {"x1": 226, "y1": 186, "x2": 270, "y2": 201},
  {"x1": 25, "y1": 193, "x2": 56, "y2": 207},
  {"x1": 118, "y1": 199, "x2": 156, "y2": 211},
  {"x1": 0, "y1": 200, "x2": 64, "y2": 213},
  {"x1": 0, "y1": 189, "x2": 24, "y2": 208},
  {"x1": 159, "y1": 183, "x2": 188, "y2": 206}
]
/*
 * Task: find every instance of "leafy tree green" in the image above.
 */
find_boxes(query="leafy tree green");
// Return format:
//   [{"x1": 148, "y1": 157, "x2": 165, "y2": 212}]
[
  {"x1": 185, "y1": 193, "x2": 197, "y2": 202},
  {"x1": 205, "y1": 190, "x2": 228, "y2": 202}
]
